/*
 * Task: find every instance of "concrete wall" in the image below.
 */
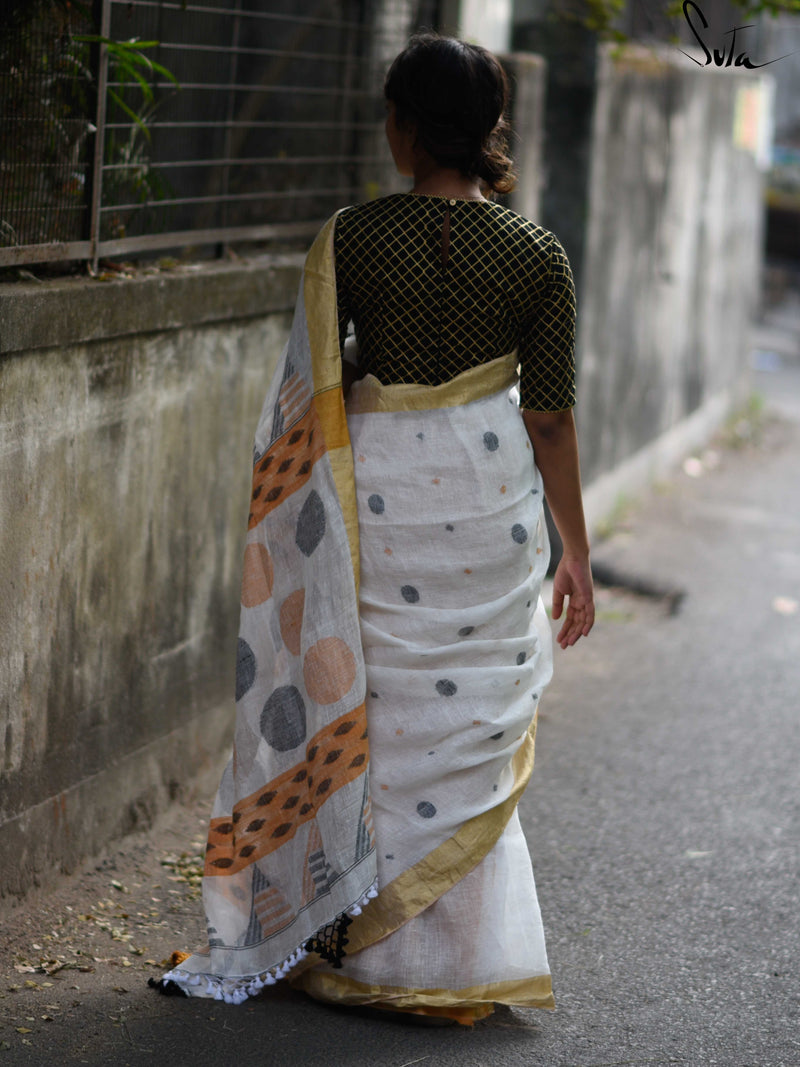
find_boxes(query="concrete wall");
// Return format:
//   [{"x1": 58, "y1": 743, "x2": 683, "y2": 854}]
[
  {"x1": 507, "y1": 24, "x2": 769, "y2": 529},
  {"x1": 0, "y1": 259, "x2": 300, "y2": 905},
  {"x1": 512, "y1": 8, "x2": 598, "y2": 297},
  {"x1": 757, "y1": 14, "x2": 800, "y2": 141},
  {"x1": 502, "y1": 51, "x2": 546, "y2": 224},
  {"x1": 576, "y1": 45, "x2": 769, "y2": 522}
]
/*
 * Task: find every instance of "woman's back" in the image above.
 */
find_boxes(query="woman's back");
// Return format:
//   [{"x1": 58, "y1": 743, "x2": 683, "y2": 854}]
[{"x1": 335, "y1": 192, "x2": 577, "y2": 412}]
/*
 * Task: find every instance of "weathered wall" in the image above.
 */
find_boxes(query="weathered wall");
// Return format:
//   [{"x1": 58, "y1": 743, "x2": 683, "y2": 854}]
[
  {"x1": 758, "y1": 14, "x2": 800, "y2": 141},
  {"x1": 502, "y1": 51, "x2": 546, "y2": 224},
  {"x1": 0, "y1": 259, "x2": 300, "y2": 905},
  {"x1": 576, "y1": 45, "x2": 769, "y2": 520},
  {"x1": 512, "y1": 7, "x2": 598, "y2": 297}
]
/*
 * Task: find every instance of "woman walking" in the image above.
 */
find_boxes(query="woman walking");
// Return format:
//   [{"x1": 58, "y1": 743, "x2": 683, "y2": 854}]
[{"x1": 158, "y1": 33, "x2": 594, "y2": 1026}]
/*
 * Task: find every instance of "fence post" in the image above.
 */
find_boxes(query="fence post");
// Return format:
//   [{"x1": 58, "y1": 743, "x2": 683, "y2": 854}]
[
  {"x1": 217, "y1": 0, "x2": 243, "y2": 257},
  {"x1": 87, "y1": 0, "x2": 111, "y2": 272}
]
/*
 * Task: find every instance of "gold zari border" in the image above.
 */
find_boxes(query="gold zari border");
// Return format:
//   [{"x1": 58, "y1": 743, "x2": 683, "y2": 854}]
[
  {"x1": 346, "y1": 351, "x2": 519, "y2": 413},
  {"x1": 301, "y1": 213, "x2": 361, "y2": 586},
  {"x1": 295, "y1": 969, "x2": 555, "y2": 1012},
  {"x1": 338, "y1": 716, "x2": 537, "y2": 956}
]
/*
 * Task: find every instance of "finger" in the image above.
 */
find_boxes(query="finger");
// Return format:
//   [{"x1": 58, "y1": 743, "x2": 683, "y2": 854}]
[
  {"x1": 561, "y1": 620, "x2": 579, "y2": 647},
  {"x1": 552, "y1": 588, "x2": 564, "y2": 620},
  {"x1": 559, "y1": 604, "x2": 592, "y2": 647},
  {"x1": 557, "y1": 609, "x2": 579, "y2": 647}
]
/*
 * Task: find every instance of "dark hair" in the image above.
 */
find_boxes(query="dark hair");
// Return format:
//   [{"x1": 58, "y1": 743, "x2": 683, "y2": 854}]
[{"x1": 384, "y1": 34, "x2": 515, "y2": 196}]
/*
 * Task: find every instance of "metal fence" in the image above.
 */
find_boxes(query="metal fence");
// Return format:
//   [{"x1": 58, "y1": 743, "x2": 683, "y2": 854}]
[{"x1": 1, "y1": 0, "x2": 438, "y2": 269}]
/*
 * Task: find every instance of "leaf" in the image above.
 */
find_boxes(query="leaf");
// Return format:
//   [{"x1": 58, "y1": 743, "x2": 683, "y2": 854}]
[
  {"x1": 15, "y1": 1028, "x2": 33, "y2": 1034},
  {"x1": 107, "y1": 89, "x2": 152, "y2": 141},
  {"x1": 128, "y1": 68, "x2": 155, "y2": 100},
  {"x1": 145, "y1": 59, "x2": 180, "y2": 86}
]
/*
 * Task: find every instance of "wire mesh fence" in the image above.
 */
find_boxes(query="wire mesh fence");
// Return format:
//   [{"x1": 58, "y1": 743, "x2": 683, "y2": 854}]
[
  {"x1": 0, "y1": 1, "x2": 97, "y2": 257},
  {"x1": 1, "y1": 0, "x2": 439, "y2": 269}
]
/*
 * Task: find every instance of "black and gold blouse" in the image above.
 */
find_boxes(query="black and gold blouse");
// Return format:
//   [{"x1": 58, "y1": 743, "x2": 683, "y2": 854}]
[{"x1": 334, "y1": 193, "x2": 576, "y2": 412}]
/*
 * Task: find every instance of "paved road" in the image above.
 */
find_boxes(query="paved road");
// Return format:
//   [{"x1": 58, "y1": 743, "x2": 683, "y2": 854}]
[{"x1": 2, "y1": 301, "x2": 799, "y2": 1066}]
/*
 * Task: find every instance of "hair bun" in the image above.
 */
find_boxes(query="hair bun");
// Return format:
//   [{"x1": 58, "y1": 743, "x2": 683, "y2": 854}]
[
  {"x1": 384, "y1": 34, "x2": 517, "y2": 197},
  {"x1": 475, "y1": 128, "x2": 516, "y2": 196}
]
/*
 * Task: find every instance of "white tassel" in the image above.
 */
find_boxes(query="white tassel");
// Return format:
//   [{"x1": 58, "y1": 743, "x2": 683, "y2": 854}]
[{"x1": 158, "y1": 877, "x2": 381, "y2": 1004}]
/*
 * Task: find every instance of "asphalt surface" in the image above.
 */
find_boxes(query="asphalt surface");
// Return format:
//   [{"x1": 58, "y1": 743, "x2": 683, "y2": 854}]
[{"x1": 1, "y1": 292, "x2": 798, "y2": 1066}]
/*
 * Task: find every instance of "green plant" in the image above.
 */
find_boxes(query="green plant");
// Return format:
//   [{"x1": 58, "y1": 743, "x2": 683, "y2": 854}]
[
  {"x1": 74, "y1": 35, "x2": 180, "y2": 238},
  {"x1": 74, "y1": 35, "x2": 178, "y2": 139},
  {"x1": 553, "y1": 0, "x2": 800, "y2": 43},
  {"x1": 0, "y1": 2, "x2": 180, "y2": 249},
  {"x1": 717, "y1": 392, "x2": 768, "y2": 450},
  {"x1": 666, "y1": 0, "x2": 799, "y2": 15}
]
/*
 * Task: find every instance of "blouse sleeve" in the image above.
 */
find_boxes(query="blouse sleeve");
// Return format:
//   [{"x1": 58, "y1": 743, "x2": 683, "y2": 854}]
[{"x1": 518, "y1": 234, "x2": 577, "y2": 412}]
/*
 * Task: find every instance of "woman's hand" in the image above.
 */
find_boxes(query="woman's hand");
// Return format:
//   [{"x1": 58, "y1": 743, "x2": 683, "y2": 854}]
[
  {"x1": 551, "y1": 554, "x2": 595, "y2": 649},
  {"x1": 521, "y1": 408, "x2": 594, "y2": 648}
]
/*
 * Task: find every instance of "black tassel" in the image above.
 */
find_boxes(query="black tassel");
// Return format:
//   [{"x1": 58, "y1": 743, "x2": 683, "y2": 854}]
[
  {"x1": 148, "y1": 977, "x2": 189, "y2": 997},
  {"x1": 304, "y1": 911, "x2": 353, "y2": 968}
]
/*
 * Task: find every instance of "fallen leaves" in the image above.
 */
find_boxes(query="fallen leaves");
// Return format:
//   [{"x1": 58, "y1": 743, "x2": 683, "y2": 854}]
[
  {"x1": 159, "y1": 848, "x2": 205, "y2": 901},
  {"x1": 0, "y1": 805, "x2": 211, "y2": 1047},
  {"x1": 14, "y1": 957, "x2": 93, "y2": 977}
]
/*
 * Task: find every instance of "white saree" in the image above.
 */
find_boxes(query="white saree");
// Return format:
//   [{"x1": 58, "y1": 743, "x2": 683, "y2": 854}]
[{"x1": 163, "y1": 213, "x2": 555, "y2": 1018}]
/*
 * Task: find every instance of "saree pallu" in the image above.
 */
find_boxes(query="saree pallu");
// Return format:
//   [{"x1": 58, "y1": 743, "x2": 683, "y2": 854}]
[{"x1": 162, "y1": 213, "x2": 555, "y2": 1014}]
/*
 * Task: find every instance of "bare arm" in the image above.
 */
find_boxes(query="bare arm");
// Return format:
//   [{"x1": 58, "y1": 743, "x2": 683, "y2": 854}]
[{"x1": 522, "y1": 407, "x2": 595, "y2": 648}]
